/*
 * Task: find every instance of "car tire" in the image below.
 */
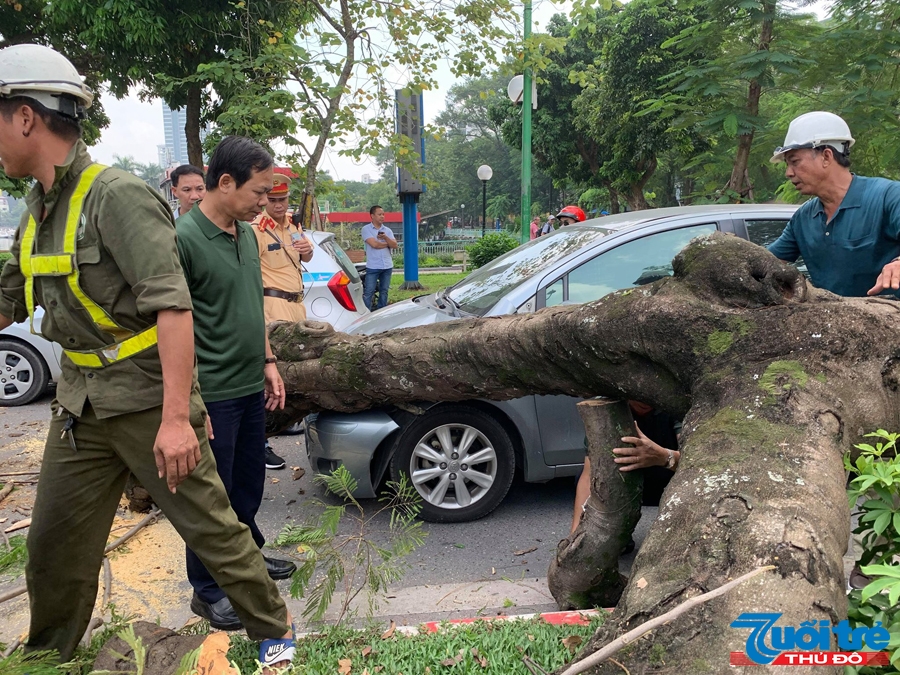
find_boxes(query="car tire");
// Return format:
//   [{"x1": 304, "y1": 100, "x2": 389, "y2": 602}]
[
  {"x1": 0, "y1": 338, "x2": 49, "y2": 407},
  {"x1": 389, "y1": 405, "x2": 515, "y2": 523}
]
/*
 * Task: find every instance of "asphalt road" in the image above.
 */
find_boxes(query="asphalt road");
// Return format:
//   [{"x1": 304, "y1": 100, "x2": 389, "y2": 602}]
[{"x1": 0, "y1": 392, "x2": 657, "y2": 635}]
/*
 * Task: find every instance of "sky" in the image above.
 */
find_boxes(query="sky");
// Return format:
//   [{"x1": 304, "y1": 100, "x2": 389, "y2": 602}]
[{"x1": 89, "y1": 0, "x2": 575, "y2": 182}]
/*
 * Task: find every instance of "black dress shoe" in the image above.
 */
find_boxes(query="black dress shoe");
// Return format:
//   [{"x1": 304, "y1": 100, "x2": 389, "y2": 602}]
[
  {"x1": 190, "y1": 593, "x2": 243, "y2": 631},
  {"x1": 264, "y1": 555, "x2": 297, "y2": 580}
]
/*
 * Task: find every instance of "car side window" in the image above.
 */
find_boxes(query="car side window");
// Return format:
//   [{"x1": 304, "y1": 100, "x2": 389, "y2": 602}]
[
  {"x1": 745, "y1": 219, "x2": 789, "y2": 248},
  {"x1": 745, "y1": 219, "x2": 807, "y2": 276},
  {"x1": 545, "y1": 278, "x2": 565, "y2": 307},
  {"x1": 560, "y1": 223, "x2": 718, "y2": 305}
]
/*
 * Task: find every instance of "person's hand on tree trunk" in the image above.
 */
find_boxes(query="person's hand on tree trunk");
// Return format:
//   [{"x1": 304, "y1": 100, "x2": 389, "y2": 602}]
[
  {"x1": 612, "y1": 422, "x2": 673, "y2": 471},
  {"x1": 867, "y1": 259, "x2": 900, "y2": 295}
]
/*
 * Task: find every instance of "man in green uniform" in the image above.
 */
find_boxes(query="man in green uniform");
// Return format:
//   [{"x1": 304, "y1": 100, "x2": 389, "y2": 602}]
[{"x1": 0, "y1": 44, "x2": 294, "y2": 669}]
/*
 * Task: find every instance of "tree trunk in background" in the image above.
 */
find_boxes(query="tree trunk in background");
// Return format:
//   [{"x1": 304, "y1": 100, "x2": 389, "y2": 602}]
[
  {"x1": 268, "y1": 234, "x2": 900, "y2": 673},
  {"x1": 548, "y1": 400, "x2": 642, "y2": 611},
  {"x1": 185, "y1": 84, "x2": 203, "y2": 168},
  {"x1": 726, "y1": 6, "x2": 774, "y2": 200}
]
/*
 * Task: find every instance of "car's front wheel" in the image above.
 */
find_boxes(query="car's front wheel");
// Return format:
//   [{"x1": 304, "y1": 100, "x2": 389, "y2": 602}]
[
  {"x1": 0, "y1": 338, "x2": 50, "y2": 407},
  {"x1": 389, "y1": 405, "x2": 515, "y2": 523}
]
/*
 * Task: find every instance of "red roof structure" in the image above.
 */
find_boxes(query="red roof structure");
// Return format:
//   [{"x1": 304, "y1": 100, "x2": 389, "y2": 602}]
[{"x1": 325, "y1": 211, "x2": 417, "y2": 224}]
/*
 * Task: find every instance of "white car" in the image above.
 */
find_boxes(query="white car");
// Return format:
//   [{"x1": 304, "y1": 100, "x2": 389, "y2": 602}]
[
  {"x1": 302, "y1": 230, "x2": 369, "y2": 331},
  {"x1": 0, "y1": 230, "x2": 366, "y2": 407},
  {"x1": 0, "y1": 308, "x2": 62, "y2": 406}
]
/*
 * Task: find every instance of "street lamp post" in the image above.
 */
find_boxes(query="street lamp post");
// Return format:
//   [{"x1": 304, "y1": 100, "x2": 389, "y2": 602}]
[
  {"x1": 477, "y1": 165, "x2": 493, "y2": 238},
  {"x1": 460, "y1": 203, "x2": 465, "y2": 229}
]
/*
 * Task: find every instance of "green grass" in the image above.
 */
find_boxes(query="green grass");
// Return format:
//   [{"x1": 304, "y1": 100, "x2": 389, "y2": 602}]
[
  {"x1": 388, "y1": 272, "x2": 468, "y2": 304},
  {"x1": 228, "y1": 616, "x2": 604, "y2": 674},
  {"x1": 0, "y1": 535, "x2": 27, "y2": 578}
]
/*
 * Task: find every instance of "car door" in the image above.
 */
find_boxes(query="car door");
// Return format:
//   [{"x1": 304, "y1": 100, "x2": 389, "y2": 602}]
[{"x1": 534, "y1": 221, "x2": 720, "y2": 468}]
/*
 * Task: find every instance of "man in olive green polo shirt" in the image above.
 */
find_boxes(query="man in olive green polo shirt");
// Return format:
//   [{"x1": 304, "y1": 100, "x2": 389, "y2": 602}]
[
  {"x1": 0, "y1": 45, "x2": 293, "y2": 668},
  {"x1": 176, "y1": 135, "x2": 296, "y2": 630}
]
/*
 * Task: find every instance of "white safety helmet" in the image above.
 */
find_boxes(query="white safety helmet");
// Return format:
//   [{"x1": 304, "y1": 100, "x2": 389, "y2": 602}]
[
  {"x1": 0, "y1": 44, "x2": 93, "y2": 119},
  {"x1": 771, "y1": 111, "x2": 854, "y2": 163}
]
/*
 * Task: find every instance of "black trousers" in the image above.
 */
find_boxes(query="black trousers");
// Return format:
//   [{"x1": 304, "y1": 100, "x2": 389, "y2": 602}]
[{"x1": 186, "y1": 391, "x2": 267, "y2": 603}]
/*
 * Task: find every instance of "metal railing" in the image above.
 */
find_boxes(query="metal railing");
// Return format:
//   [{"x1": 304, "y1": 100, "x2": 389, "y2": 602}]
[{"x1": 394, "y1": 239, "x2": 474, "y2": 257}]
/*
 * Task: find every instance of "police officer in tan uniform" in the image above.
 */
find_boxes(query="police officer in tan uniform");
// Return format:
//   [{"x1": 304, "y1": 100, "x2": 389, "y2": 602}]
[
  {"x1": 0, "y1": 44, "x2": 295, "y2": 670},
  {"x1": 253, "y1": 174, "x2": 313, "y2": 324}
]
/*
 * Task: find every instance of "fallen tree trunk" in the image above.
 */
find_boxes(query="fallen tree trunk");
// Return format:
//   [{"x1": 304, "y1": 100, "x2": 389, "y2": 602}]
[
  {"x1": 548, "y1": 400, "x2": 641, "y2": 610},
  {"x1": 268, "y1": 234, "x2": 898, "y2": 673}
]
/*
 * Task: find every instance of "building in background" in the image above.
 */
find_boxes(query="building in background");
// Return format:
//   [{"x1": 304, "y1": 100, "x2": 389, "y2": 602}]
[
  {"x1": 161, "y1": 102, "x2": 189, "y2": 165},
  {"x1": 161, "y1": 102, "x2": 208, "y2": 166},
  {"x1": 157, "y1": 144, "x2": 172, "y2": 169}
]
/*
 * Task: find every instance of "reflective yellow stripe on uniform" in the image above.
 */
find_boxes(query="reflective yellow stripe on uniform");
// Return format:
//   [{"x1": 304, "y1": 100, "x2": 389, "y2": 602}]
[
  {"x1": 64, "y1": 324, "x2": 158, "y2": 368},
  {"x1": 19, "y1": 163, "x2": 159, "y2": 368}
]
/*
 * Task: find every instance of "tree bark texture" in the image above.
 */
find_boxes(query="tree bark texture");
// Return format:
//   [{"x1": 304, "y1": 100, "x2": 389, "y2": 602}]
[
  {"x1": 185, "y1": 84, "x2": 203, "y2": 169},
  {"x1": 548, "y1": 400, "x2": 642, "y2": 611},
  {"x1": 269, "y1": 233, "x2": 900, "y2": 673}
]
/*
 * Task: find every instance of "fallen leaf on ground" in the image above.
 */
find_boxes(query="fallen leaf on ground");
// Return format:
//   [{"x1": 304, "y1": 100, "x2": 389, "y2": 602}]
[
  {"x1": 440, "y1": 649, "x2": 466, "y2": 666},
  {"x1": 271, "y1": 478, "x2": 280, "y2": 484},
  {"x1": 513, "y1": 547, "x2": 537, "y2": 556},
  {"x1": 362, "y1": 646, "x2": 372, "y2": 658},
  {"x1": 380, "y1": 620, "x2": 396, "y2": 639},
  {"x1": 338, "y1": 658, "x2": 352, "y2": 674},
  {"x1": 196, "y1": 632, "x2": 239, "y2": 674},
  {"x1": 562, "y1": 635, "x2": 583, "y2": 654},
  {"x1": 527, "y1": 634, "x2": 535, "y2": 642},
  {"x1": 293, "y1": 467, "x2": 306, "y2": 480},
  {"x1": 636, "y1": 577, "x2": 648, "y2": 589}
]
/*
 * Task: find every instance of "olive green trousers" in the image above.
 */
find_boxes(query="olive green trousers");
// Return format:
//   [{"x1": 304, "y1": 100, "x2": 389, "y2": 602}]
[{"x1": 24, "y1": 396, "x2": 289, "y2": 662}]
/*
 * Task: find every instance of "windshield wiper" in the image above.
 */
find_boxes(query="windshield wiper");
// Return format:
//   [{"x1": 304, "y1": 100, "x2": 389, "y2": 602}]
[{"x1": 435, "y1": 288, "x2": 460, "y2": 315}]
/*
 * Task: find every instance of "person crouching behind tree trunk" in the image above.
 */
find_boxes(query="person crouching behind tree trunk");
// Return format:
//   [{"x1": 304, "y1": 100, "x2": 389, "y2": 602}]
[{"x1": 570, "y1": 401, "x2": 680, "y2": 536}]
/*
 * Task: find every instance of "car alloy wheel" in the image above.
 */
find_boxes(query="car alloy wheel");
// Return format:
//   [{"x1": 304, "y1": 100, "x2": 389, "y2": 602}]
[
  {"x1": 390, "y1": 405, "x2": 515, "y2": 523},
  {"x1": 0, "y1": 339, "x2": 50, "y2": 406},
  {"x1": 410, "y1": 422, "x2": 497, "y2": 509}
]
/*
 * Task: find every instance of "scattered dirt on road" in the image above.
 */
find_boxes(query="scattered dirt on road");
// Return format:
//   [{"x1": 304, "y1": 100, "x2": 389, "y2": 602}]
[
  {"x1": 0, "y1": 414, "x2": 191, "y2": 641},
  {"x1": 105, "y1": 511, "x2": 189, "y2": 621}
]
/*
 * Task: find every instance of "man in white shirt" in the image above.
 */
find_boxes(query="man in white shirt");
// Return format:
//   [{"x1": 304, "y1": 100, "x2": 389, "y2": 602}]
[{"x1": 361, "y1": 205, "x2": 397, "y2": 310}]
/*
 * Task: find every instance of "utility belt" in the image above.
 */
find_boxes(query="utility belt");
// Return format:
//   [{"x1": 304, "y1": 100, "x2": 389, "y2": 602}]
[{"x1": 263, "y1": 288, "x2": 303, "y2": 303}]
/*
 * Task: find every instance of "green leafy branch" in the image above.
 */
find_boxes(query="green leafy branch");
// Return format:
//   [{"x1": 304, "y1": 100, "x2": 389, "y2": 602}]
[{"x1": 274, "y1": 466, "x2": 425, "y2": 626}]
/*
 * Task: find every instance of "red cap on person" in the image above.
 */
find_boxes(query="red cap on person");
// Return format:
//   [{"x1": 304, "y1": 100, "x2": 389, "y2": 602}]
[{"x1": 270, "y1": 174, "x2": 290, "y2": 196}]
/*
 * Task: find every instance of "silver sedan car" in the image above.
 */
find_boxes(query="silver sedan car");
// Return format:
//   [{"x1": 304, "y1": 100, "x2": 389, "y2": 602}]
[{"x1": 305, "y1": 204, "x2": 799, "y2": 522}]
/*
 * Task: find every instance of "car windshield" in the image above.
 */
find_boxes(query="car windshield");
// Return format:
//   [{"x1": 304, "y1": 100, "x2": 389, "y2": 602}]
[{"x1": 446, "y1": 227, "x2": 611, "y2": 316}]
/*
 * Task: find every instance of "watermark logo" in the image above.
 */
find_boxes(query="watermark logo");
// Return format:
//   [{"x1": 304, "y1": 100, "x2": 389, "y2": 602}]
[{"x1": 729, "y1": 613, "x2": 891, "y2": 666}]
